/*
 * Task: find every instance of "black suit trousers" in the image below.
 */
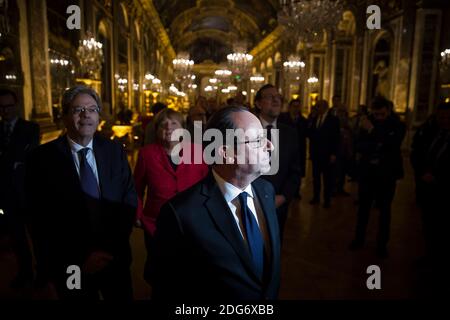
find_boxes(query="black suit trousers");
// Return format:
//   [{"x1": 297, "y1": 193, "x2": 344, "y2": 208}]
[
  {"x1": 312, "y1": 159, "x2": 335, "y2": 203},
  {"x1": 354, "y1": 173, "x2": 397, "y2": 248}
]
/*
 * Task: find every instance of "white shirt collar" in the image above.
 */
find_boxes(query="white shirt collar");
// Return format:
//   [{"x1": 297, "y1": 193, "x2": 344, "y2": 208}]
[
  {"x1": 67, "y1": 136, "x2": 94, "y2": 153},
  {"x1": 259, "y1": 116, "x2": 277, "y2": 129},
  {"x1": 212, "y1": 169, "x2": 254, "y2": 203}
]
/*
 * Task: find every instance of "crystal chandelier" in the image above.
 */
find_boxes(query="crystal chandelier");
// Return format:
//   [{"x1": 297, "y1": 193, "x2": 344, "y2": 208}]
[
  {"x1": 215, "y1": 69, "x2": 232, "y2": 77},
  {"x1": 144, "y1": 73, "x2": 162, "y2": 92},
  {"x1": 173, "y1": 52, "x2": 194, "y2": 78},
  {"x1": 278, "y1": 0, "x2": 344, "y2": 43},
  {"x1": 76, "y1": 32, "x2": 103, "y2": 79},
  {"x1": 227, "y1": 42, "x2": 253, "y2": 79},
  {"x1": 215, "y1": 68, "x2": 232, "y2": 84},
  {"x1": 283, "y1": 55, "x2": 306, "y2": 79},
  {"x1": 173, "y1": 51, "x2": 194, "y2": 91},
  {"x1": 169, "y1": 83, "x2": 186, "y2": 97},
  {"x1": 250, "y1": 74, "x2": 266, "y2": 88},
  {"x1": 440, "y1": 49, "x2": 450, "y2": 84},
  {"x1": 440, "y1": 49, "x2": 450, "y2": 72},
  {"x1": 307, "y1": 75, "x2": 319, "y2": 92}
]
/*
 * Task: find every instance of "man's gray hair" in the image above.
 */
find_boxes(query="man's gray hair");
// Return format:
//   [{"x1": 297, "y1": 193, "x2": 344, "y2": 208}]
[{"x1": 62, "y1": 85, "x2": 102, "y2": 114}]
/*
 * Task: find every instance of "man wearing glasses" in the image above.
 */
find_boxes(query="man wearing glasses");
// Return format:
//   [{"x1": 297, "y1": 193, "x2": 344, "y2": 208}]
[
  {"x1": 150, "y1": 106, "x2": 281, "y2": 301},
  {"x1": 25, "y1": 85, "x2": 137, "y2": 299},
  {"x1": 254, "y1": 84, "x2": 302, "y2": 242}
]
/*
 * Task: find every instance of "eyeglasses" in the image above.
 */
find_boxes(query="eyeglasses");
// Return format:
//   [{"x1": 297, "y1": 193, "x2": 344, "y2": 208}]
[
  {"x1": 71, "y1": 106, "x2": 100, "y2": 115},
  {"x1": 238, "y1": 134, "x2": 268, "y2": 149},
  {"x1": 261, "y1": 94, "x2": 282, "y2": 101}
]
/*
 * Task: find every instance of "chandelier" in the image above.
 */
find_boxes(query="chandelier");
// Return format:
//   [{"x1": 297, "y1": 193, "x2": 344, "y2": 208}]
[
  {"x1": 278, "y1": 0, "x2": 344, "y2": 43},
  {"x1": 283, "y1": 55, "x2": 306, "y2": 79},
  {"x1": 440, "y1": 49, "x2": 450, "y2": 72},
  {"x1": 169, "y1": 83, "x2": 186, "y2": 97},
  {"x1": 144, "y1": 73, "x2": 162, "y2": 91},
  {"x1": 215, "y1": 69, "x2": 232, "y2": 77},
  {"x1": 76, "y1": 32, "x2": 103, "y2": 79},
  {"x1": 117, "y1": 77, "x2": 127, "y2": 92},
  {"x1": 173, "y1": 51, "x2": 195, "y2": 91},
  {"x1": 307, "y1": 75, "x2": 319, "y2": 92},
  {"x1": 227, "y1": 42, "x2": 253, "y2": 79},
  {"x1": 250, "y1": 74, "x2": 265, "y2": 88},
  {"x1": 173, "y1": 52, "x2": 194, "y2": 78},
  {"x1": 440, "y1": 49, "x2": 450, "y2": 84}
]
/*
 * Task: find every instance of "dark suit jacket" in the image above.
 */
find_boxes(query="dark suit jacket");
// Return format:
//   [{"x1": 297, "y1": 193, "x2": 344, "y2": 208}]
[
  {"x1": 308, "y1": 112, "x2": 340, "y2": 163},
  {"x1": 278, "y1": 113, "x2": 308, "y2": 177},
  {"x1": 356, "y1": 115, "x2": 406, "y2": 181},
  {"x1": 0, "y1": 118, "x2": 40, "y2": 217},
  {"x1": 411, "y1": 118, "x2": 450, "y2": 204},
  {"x1": 261, "y1": 122, "x2": 302, "y2": 202},
  {"x1": 25, "y1": 134, "x2": 137, "y2": 282},
  {"x1": 150, "y1": 174, "x2": 280, "y2": 301}
]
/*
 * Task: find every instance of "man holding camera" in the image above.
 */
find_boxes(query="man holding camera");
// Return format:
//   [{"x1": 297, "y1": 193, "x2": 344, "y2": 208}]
[{"x1": 349, "y1": 96, "x2": 406, "y2": 258}]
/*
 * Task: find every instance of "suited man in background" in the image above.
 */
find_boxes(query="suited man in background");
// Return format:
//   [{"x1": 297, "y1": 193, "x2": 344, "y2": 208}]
[
  {"x1": 278, "y1": 98, "x2": 308, "y2": 190},
  {"x1": 26, "y1": 85, "x2": 137, "y2": 299},
  {"x1": 308, "y1": 99, "x2": 340, "y2": 208},
  {"x1": 254, "y1": 84, "x2": 301, "y2": 241},
  {"x1": 411, "y1": 102, "x2": 450, "y2": 295},
  {"x1": 349, "y1": 96, "x2": 405, "y2": 258},
  {"x1": 0, "y1": 88, "x2": 40, "y2": 288},
  {"x1": 150, "y1": 106, "x2": 280, "y2": 301}
]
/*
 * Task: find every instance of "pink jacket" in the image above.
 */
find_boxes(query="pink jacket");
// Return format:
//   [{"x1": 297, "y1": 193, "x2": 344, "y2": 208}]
[{"x1": 134, "y1": 142, "x2": 209, "y2": 235}]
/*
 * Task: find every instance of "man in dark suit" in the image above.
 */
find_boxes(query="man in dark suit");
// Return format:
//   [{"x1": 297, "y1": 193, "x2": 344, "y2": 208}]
[
  {"x1": 0, "y1": 88, "x2": 40, "y2": 288},
  {"x1": 25, "y1": 85, "x2": 137, "y2": 299},
  {"x1": 308, "y1": 99, "x2": 340, "y2": 208},
  {"x1": 150, "y1": 106, "x2": 280, "y2": 301},
  {"x1": 411, "y1": 102, "x2": 450, "y2": 295},
  {"x1": 278, "y1": 98, "x2": 308, "y2": 190},
  {"x1": 254, "y1": 84, "x2": 302, "y2": 241},
  {"x1": 349, "y1": 96, "x2": 405, "y2": 258}
]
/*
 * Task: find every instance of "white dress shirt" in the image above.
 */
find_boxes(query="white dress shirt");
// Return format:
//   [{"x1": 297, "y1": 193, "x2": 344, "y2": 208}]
[
  {"x1": 259, "y1": 116, "x2": 277, "y2": 130},
  {"x1": 212, "y1": 170, "x2": 270, "y2": 251},
  {"x1": 67, "y1": 136, "x2": 100, "y2": 185}
]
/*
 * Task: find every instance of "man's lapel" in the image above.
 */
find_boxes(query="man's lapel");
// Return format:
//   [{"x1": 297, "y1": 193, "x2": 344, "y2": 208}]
[
  {"x1": 55, "y1": 135, "x2": 81, "y2": 187},
  {"x1": 93, "y1": 135, "x2": 109, "y2": 196},
  {"x1": 201, "y1": 174, "x2": 262, "y2": 283}
]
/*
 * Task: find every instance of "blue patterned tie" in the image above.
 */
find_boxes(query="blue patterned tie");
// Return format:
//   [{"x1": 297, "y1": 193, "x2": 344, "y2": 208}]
[
  {"x1": 238, "y1": 192, "x2": 264, "y2": 279},
  {"x1": 78, "y1": 148, "x2": 100, "y2": 199}
]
